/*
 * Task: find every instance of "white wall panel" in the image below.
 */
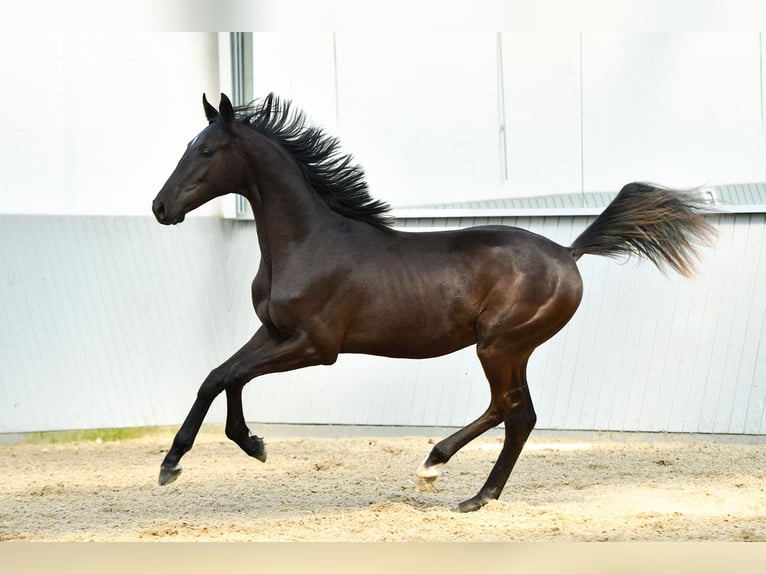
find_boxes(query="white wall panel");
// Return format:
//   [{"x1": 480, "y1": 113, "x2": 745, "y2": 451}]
[
  {"x1": 2, "y1": 212, "x2": 765, "y2": 436},
  {"x1": 0, "y1": 216, "x2": 259, "y2": 433},
  {"x1": 384, "y1": 213, "x2": 766, "y2": 435},
  {"x1": 247, "y1": 32, "x2": 766, "y2": 208},
  {"x1": 0, "y1": 32, "x2": 222, "y2": 217},
  {"x1": 500, "y1": 33, "x2": 582, "y2": 197},
  {"x1": 250, "y1": 33, "x2": 338, "y2": 134},
  {"x1": 334, "y1": 32, "x2": 500, "y2": 206},
  {"x1": 581, "y1": 33, "x2": 766, "y2": 191}
]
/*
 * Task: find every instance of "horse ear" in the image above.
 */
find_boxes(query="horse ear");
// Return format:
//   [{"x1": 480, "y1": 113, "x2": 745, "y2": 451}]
[
  {"x1": 203, "y1": 94, "x2": 219, "y2": 123},
  {"x1": 219, "y1": 93, "x2": 235, "y2": 125}
]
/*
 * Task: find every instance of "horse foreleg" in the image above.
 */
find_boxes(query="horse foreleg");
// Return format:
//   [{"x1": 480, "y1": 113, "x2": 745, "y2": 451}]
[
  {"x1": 158, "y1": 326, "x2": 323, "y2": 486},
  {"x1": 158, "y1": 369, "x2": 227, "y2": 485}
]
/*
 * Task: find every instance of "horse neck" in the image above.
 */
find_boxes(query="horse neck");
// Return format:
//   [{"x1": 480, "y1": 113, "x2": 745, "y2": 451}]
[{"x1": 239, "y1": 129, "x2": 340, "y2": 256}]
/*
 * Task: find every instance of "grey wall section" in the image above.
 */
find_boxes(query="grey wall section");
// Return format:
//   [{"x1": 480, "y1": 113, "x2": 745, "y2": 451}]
[
  {"x1": 0, "y1": 216, "x2": 260, "y2": 433},
  {"x1": 2, "y1": 213, "x2": 765, "y2": 435}
]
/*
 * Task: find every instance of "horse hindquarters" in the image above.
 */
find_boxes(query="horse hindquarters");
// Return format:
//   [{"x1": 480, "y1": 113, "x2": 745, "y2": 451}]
[{"x1": 418, "y1": 247, "x2": 583, "y2": 510}]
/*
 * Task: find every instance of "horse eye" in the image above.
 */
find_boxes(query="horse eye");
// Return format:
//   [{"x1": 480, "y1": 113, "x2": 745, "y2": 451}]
[{"x1": 200, "y1": 148, "x2": 214, "y2": 157}]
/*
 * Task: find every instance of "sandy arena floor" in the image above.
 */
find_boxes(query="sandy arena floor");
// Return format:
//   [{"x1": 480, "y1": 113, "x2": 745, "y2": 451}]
[{"x1": 1, "y1": 428, "x2": 765, "y2": 541}]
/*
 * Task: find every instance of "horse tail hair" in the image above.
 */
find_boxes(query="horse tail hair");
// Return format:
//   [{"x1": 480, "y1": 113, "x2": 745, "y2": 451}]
[{"x1": 569, "y1": 182, "x2": 717, "y2": 277}]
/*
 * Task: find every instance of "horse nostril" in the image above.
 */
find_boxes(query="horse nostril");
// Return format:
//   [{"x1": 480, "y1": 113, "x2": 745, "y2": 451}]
[{"x1": 154, "y1": 200, "x2": 166, "y2": 220}]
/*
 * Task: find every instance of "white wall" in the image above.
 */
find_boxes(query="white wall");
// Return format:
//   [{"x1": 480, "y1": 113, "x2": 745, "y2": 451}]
[
  {"x1": 4, "y1": 212, "x2": 765, "y2": 436},
  {"x1": 0, "y1": 32, "x2": 221, "y2": 216},
  {"x1": 581, "y1": 33, "x2": 766, "y2": 191},
  {"x1": 2, "y1": 32, "x2": 766, "y2": 436},
  {"x1": 251, "y1": 32, "x2": 766, "y2": 206},
  {"x1": 4, "y1": 32, "x2": 762, "y2": 216},
  {"x1": 0, "y1": 216, "x2": 261, "y2": 433},
  {"x1": 246, "y1": 213, "x2": 766, "y2": 436}
]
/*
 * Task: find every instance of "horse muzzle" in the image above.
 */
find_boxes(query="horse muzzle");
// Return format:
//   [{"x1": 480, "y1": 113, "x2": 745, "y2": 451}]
[{"x1": 152, "y1": 198, "x2": 186, "y2": 225}]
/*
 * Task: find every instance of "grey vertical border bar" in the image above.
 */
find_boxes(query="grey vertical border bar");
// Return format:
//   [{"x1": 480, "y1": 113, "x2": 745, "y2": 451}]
[
  {"x1": 230, "y1": 32, "x2": 253, "y2": 106},
  {"x1": 579, "y1": 32, "x2": 585, "y2": 205},
  {"x1": 230, "y1": 32, "x2": 254, "y2": 218},
  {"x1": 333, "y1": 33, "x2": 341, "y2": 135},
  {"x1": 497, "y1": 32, "x2": 509, "y2": 182},
  {"x1": 760, "y1": 32, "x2": 764, "y2": 128}
]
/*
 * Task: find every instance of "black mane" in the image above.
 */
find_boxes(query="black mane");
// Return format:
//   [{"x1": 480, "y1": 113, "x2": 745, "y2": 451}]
[{"x1": 235, "y1": 94, "x2": 393, "y2": 229}]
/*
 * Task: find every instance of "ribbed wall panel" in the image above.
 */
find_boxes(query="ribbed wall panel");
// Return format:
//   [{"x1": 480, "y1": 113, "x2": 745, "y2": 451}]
[
  {"x1": 248, "y1": 213, "x2": 766, "y2": 435},
  {"x1": 2, "y1": 213, "x2": 765, "y2": 435},
  {"x1": 0, "y1": 216, "x2": 260, "y2": 433}
]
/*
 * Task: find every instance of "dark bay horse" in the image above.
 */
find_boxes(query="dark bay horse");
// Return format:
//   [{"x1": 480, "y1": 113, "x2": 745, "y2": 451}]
[{"x1": 152, "y1": 93, "x2": 715, "y2": 512}]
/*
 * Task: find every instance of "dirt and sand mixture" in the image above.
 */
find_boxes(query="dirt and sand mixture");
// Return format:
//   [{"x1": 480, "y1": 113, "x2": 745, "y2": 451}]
[{"x1": 1, "y1": 428, "x2": 764, "y2": 541}]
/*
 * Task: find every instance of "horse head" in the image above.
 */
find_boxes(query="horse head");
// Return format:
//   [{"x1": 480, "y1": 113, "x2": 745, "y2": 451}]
[{"x1": 152, "y1": 94, "x2": 247, "y2": 225}]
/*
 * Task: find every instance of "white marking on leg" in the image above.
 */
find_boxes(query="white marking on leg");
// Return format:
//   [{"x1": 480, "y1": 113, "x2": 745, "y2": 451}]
[
  {"x1": 415, "y1": 457, "x2": 444, "y2": 492},
  {"x1": 416, "y1": 458, "x2": 444, "y2": 478}
]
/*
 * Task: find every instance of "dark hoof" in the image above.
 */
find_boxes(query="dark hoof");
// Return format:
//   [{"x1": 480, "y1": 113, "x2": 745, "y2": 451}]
[
  {"x1": 452, "y1": 495, "x2": 490, "y2": 513},
  {"x1": 158, "y1": 464, "x2": 182, "y2": 486},
  {"x1": 244, "y1": 435, "x2": 267, "y2": 463}
]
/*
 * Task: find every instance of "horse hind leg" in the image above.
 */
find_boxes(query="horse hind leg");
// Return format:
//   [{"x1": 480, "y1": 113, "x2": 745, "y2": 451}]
[
  {"x1": 443, "y1": 262, "x2": 581, "y2": 510},
  {"x1": 455, "y1": 380, "x2": 535, "y2": 512},
  {"x1": 416, "y1": 346, "x2": 533, "y2": 510},
  {"x1": 415, "y1": 408, "x2": 506, "y2": 492},
  {"x1": 414, "y1": 352, "x2": 514, "y2": 491}
]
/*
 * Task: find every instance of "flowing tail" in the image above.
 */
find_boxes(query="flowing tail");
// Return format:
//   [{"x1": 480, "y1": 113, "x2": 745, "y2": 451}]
[{"x1": 570, "y1": 182, "x2": 717, "y2": 277}]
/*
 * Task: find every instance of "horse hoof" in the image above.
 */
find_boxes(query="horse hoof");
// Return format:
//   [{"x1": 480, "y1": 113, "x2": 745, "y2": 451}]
[
  {"x1": 245, "y1": 436, "x2": 267, "y2": 463},
  {"x1": 158, "y1": 464, "x2": 182, "y2": 486},
  {"x1": 452, "y1": 495, "x2": 489, "y2": 513}
]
